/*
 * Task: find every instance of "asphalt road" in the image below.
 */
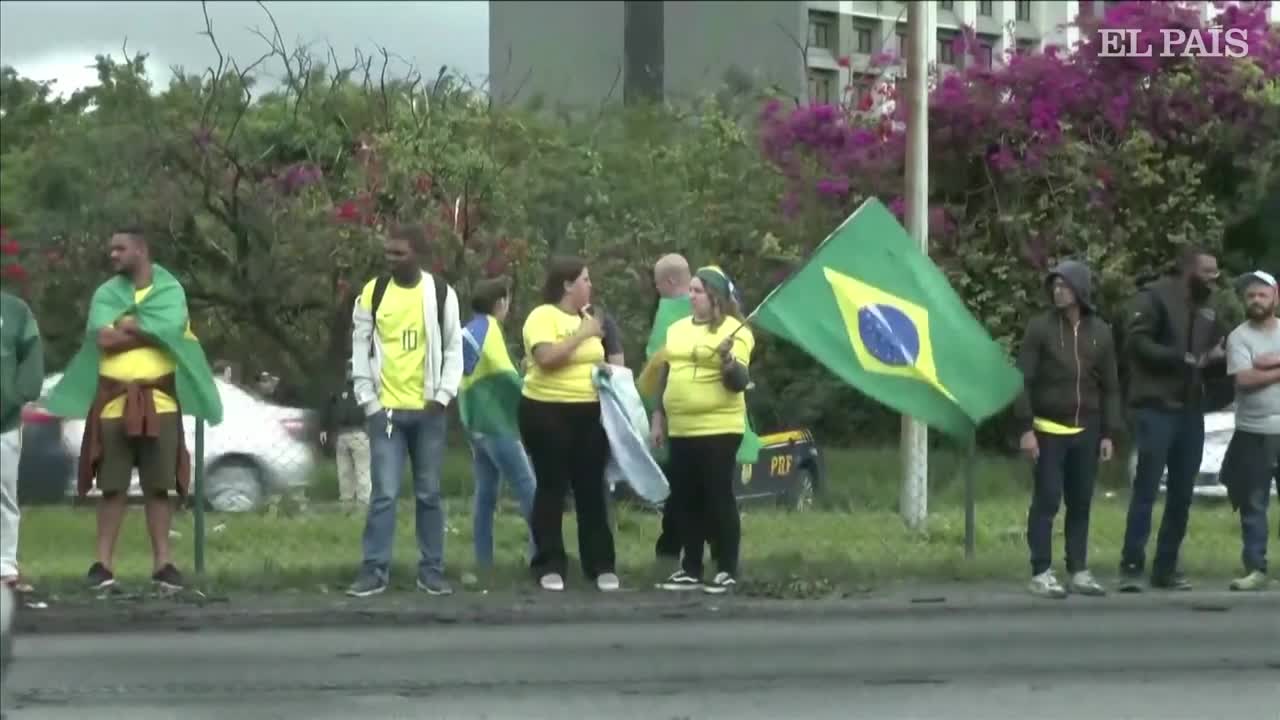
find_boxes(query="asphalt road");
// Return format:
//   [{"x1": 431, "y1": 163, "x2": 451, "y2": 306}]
[{"x1": 4, "y1": 601, "x2": 1278, "y2": 720}]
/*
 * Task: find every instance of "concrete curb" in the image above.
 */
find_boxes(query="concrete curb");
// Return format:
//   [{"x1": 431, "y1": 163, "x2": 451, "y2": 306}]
[{"x1": 14, "y1": 587, "x2": 1278, "y2": 635}]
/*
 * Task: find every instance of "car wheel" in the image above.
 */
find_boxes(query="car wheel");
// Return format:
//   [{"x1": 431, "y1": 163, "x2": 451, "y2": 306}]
[
  {"x1": 785, "y1": 467, "x2": 817, "y2": 512},
  {"x1": 205, "y1": 459, "x2": 266, "y2": 513}
]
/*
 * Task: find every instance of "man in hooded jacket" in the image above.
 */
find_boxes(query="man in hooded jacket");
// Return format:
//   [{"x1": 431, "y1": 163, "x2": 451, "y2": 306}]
[{"x1": 1014, "y1": 260, "x2": 1122, "y2": 598}]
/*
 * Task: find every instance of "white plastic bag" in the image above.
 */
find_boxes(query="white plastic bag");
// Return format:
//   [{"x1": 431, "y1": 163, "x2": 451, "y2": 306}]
[{"x1": 593, "y1": 367, "x2": 670, "y2": 504}]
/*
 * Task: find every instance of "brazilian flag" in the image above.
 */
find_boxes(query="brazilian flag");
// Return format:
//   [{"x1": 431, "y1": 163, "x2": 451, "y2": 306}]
[{"x1": 750, "y1": 198, "x2": 1022, "y2": 439}]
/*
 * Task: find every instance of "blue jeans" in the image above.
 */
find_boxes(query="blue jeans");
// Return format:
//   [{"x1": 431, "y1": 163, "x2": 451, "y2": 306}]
[
  {"x1": 361, "y1": 408, "x2": 448, "y2": 580},
  {"x1": 1122, "y1": 408, "x2": 1204, "y2": 577},
  {"x1": 1223, "y1": 431, "x2": 1280, "y2": 574},
  {"x1": 470, "y1": 433, "x2": 537, "y2": 569},
  {"x1": 1241, "y1": 468, "x2": 1279, "y2": 574}
]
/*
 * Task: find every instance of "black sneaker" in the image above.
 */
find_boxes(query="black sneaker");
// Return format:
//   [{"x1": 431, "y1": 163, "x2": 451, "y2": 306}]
[
  {"x1": 416, "y1": 573, "x2": 454, "y2": 596},
  {"x1": 659, "y1": 570, "x2": 702, "y2": 591},
  {"x1": 152, "y1": 564, "x2": 185, "y2": 592},
  {"x1": 1117, "y1": 564, "x2": 1144, "y2": 593},
  {"x1": 1151, "y1": 571, "x2": 1192, "y2": 591},
  {"x1": 704, "y1": 572, "x2": 737, "y2": 595},
  {"x1": 87, "y1": 562, "x2": 116, "y2": 590},
  {"x1": 346, "y1": 570, "x2": 388, "y2": 598}
]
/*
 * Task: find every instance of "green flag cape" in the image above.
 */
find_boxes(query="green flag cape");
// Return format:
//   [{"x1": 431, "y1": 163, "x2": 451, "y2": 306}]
[
  {"x1": 46, "y1": 264, "x2": 224, "y2": 424},
  {"x1": 639, "y1": 295, "x2": 762, "y2": 464},
  {"x1": 749, "y1": 198, "x2": 1022, "y2": 439},
  {"x1": 645, "y1": 296, "x2": 693, "y2": 360}
]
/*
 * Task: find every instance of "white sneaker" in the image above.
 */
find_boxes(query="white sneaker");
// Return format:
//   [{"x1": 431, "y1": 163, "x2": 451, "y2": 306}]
[
  {"x1": 539, "y1": 573, "x2": 565, "y2": 592},
  {"x1": 1229, "y1": 570, "x2": 1269, "y2": 592},
  {"x1": 1029, "y1": 570, "x2": 1068, "y2": 599},
  {"x1": 596, "y1": 572, "x2": 620, "y2": 592},
  {"x1": 1069, "y1": 570, "x2": 1106, "y2": 597}
]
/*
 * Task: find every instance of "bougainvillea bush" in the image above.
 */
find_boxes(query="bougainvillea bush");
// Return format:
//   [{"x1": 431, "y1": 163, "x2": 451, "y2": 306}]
[{"x1": 760, "y1": 0, "x2": 1279, "y2": 354}]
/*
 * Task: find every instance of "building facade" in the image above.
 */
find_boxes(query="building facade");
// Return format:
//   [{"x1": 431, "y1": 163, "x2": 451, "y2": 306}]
[
  {"x1": 488, "y1": 1, "x2": 808, "y2": 109},
  {"x1": 805, "y1": 1, "x2": 1279, "y2": 105},
  {"x1": 489, "y1": 1, "x2": 1279, "y2": 109}
]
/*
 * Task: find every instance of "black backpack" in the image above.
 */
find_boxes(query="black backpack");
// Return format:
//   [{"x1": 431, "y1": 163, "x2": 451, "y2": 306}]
[{"x1": 368, "y1": 274, "x2": 449, "y2": 358}]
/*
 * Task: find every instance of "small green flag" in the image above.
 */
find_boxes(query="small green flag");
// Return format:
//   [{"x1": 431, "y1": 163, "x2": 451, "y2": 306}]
[{"x1": 750, "y1": 198, "x2": 1022, "y2": 439}]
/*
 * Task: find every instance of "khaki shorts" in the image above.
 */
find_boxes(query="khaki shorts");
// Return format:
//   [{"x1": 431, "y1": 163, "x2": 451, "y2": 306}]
[{"x1": 97, "y1": 414, "x2": 181, "y2": 495}]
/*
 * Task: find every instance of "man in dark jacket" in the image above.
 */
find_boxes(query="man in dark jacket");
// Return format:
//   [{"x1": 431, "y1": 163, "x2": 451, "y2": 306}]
[
  {"x1": 1119, "y1": 246, "x2": 1228, "y2": 592},
  {"x1": 320, "y1": 361, "x2": 371, "y2": 509},
  {"x1": 1014, "y1": 260, "x2": 1121, "y2": 599}
]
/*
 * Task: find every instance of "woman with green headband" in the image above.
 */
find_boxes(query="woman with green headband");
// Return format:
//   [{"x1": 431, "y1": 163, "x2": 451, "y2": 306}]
[{"x1": 650, "y1": 265, "x2": 753, "y2": 594}]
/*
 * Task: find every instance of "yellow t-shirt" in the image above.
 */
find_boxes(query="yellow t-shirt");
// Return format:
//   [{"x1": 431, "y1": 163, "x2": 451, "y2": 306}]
[
  {"x1": 359, "y1": 278, "x2": 428, "y2": 410},
  {"x1": 521, "y1": 304, "x2": 604, "y2": 403},
  {"x1": 662, "y1": 316, "x2": 755, "y2": 437},
  {"x1": 99, "y1": 286, "x2": 194, "y2": 419}
]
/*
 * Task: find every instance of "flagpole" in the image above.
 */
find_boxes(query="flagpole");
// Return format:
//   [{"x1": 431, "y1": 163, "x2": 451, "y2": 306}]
[{"x1": 900, "y1": 0, "x2": 931, "y2": 531}]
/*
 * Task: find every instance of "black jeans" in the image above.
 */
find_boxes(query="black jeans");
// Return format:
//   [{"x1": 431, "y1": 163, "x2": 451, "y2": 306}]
[
  {"x1": 1027, "y1": 428, "x2": 1101, "y2": 576},
  {"x1": 1122, "y1": 408, "x2": 1205, "y2": 577},
  {"x1": 656, "y1": 457, "x2": 721, "y2": 565},
  {"x1": 1221, "y1": 431, "x2": 1280, "y2": 574},
  {"x1": 518, "y1": 397, "x2": 615, "y2": 580},
  {"x1": 667, "y1": 434, "x2": 742, "y2": 578},
  {"x1": 655, "y1": 459, "x2": 682, "y2": 559}
]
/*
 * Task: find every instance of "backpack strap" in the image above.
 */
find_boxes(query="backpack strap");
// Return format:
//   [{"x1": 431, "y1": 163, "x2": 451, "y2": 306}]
[
  {"x1": 368, "y1": 275, "x2": 392, "y2": 358},
  {"x1": 435, "y1": 274, "x2": 448, "y2": 329},
  {"x1": 370, "y1": 275, "x2": 392, "y2": 325}
]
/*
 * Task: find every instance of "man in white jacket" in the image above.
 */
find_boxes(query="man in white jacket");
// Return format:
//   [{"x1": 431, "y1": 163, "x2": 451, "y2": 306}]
[{"x1": 346, "y1": 223, "x2": 463, "y2": 598}]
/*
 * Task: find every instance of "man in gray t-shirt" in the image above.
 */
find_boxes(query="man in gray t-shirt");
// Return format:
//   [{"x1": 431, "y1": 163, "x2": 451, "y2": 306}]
[{"x1": 1222, "y1": 270, "x2": 1280, "y2": 591}]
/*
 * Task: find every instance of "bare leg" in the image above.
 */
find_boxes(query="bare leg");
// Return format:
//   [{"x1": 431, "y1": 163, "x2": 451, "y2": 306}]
[
  {"x1": 144, "y1": 494, "x2": 173, "y2": 571},
  {"x1": 96, "y1": 493, "x2": 129, "y2": 569}
]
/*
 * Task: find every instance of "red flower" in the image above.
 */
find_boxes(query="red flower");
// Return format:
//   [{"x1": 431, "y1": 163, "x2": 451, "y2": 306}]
[
  {"x1": 483, "y1": 255, "x2": 509, "y2": 278},
  {"x1": 334, "y1": 200, "x2": 362, "y2": 222},
  {"x1": 0, "y1": 240, "x2": 19, "y2": 256},
  {"x1": 1, "y1": 264, "x2": 27, "y2": 282},
  {"x1": 837, "y1": 56, "x2": 851, "y2": 68}
]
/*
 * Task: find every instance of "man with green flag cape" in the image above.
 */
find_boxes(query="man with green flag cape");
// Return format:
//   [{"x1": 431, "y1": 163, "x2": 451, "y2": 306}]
[
  {"x1": 47, "y1": 229, "x2": 222, "y2": 593},
  {"x1": 748, "y1": 198, "x2": 1023, "y2": 443}
]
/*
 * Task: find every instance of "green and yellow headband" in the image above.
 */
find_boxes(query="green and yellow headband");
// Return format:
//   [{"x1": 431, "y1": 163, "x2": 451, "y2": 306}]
[{"x1": 695, "y1": 265, "x2": 734, "y2": 299}]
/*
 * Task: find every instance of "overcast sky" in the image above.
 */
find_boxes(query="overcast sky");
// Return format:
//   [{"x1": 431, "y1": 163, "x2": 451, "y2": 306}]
[{"x1": 0, "y1": 1, "x2": 488, "y2": 95}]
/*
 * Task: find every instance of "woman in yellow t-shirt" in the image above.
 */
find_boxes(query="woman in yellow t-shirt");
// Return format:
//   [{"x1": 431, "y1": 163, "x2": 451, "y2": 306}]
[
  {"x1": 519, "y1": 256, "x2": 618, "y2": 593},
  {"x1": 650, "y1": 265, "x2": 753, "y2": 595}
]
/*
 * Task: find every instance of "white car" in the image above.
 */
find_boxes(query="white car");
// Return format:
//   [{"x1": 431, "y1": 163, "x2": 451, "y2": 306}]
[
  {"x1": 42, "y1": 374, "x2": 316, "y2": 512},
  {"x1": 1127, "y1": 409, "x2": 1278, "y2": 500}
]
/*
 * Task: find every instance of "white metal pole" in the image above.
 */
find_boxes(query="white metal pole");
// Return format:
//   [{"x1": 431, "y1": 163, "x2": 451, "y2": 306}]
[{"x1": 900, "y1": 0, "x2": 930, "y2": 530}]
